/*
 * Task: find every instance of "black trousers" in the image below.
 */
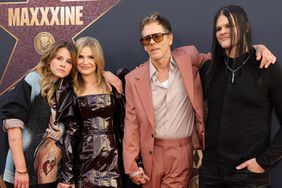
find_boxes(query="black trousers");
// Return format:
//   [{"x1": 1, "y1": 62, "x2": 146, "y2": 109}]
[{"x1": 199, "y1": 167, "x2": 269, "y2": 188}]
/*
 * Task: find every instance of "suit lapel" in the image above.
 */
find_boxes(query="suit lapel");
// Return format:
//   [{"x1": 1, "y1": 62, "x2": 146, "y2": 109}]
[
  {"x1": 135, "y1": 62, "x2": 154, "y2": 128},
  {"x1": 133, "y1": 51, "x2": 195, "y2": 129},
  {"x1": 173, "y1": 51, "x2": 194, "y2": 103}
]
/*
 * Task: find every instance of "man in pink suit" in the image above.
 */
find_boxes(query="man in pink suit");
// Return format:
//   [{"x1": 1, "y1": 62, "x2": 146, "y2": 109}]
[
  {"x1": 123, "y1": 13, "x2": 209, "y2": 188},
  {"x1": 123, "y1": 12, "x2": 275, "y2": 188}
]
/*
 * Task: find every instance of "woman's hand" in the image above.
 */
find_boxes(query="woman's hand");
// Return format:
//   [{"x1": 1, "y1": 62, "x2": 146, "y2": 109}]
[
  {"x1": 14, "y1": 170, "x2": 29, "y2": 188},
  {"x1": 57, "y1": 183, "x2": 75, "y2": 188},
  {"x1": 130, "y1": 167, "x2": 150, "y2": 185}
]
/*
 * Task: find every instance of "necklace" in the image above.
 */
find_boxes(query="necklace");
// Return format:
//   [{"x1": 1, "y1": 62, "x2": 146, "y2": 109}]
[{"x1": 224, "y1": 55, "x2": 251, "y2": 83}]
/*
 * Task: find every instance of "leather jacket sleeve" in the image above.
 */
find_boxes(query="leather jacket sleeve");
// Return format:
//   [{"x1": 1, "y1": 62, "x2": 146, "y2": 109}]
[
  {"x1": 55, "y1": 77, "x2": 80, "y2": 184},
  {"x1": 113, "y1": 91, "x2": 125, "y2": 147},
  {"x1": 61, "y1": 119, "x2": 80, "y2": 184},
  {"x1": 55, "y1": 77, "x2": 76, "y2": 123},
  {"x1": 113, "y1": 68, "x2": 128, "y2": 146}
]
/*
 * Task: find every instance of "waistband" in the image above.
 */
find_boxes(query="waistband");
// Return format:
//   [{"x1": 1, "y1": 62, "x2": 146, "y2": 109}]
[{"x1": 154, "y1": 136, "x2": 192, "y2": 147}]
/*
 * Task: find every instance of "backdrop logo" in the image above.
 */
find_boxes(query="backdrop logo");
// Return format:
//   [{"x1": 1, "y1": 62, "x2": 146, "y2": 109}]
[
  {"x1": 34, "y1": 32, "x2": 55, "y2": 55},
  {"x1": 8, "y1": 6, "x2": 84, "y2": 26},
  {"x1": 0, "y1": 0, "x2": 120, "y2": 95}
]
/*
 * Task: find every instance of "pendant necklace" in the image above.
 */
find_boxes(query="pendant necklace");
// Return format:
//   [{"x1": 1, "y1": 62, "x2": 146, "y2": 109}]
[{"x1": 224, "y1": 55, "x2": 251, "y2": 83}]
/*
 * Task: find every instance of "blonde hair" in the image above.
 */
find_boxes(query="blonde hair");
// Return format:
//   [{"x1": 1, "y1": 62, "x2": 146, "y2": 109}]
[
  {"x1": 34, "y1": 41, "x2": 76, "y2": 105},
  {"x1": 140, "y1": 12, "x2": 172, "y2": 35},
  {"x1": 74, "y1": 37, "x2": 110, "y2": 94}
]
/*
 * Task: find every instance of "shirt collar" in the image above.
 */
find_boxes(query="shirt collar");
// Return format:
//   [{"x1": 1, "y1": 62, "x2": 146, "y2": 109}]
[{"x1": 149, "y1": 57, "x2": 176, "y2": 81}]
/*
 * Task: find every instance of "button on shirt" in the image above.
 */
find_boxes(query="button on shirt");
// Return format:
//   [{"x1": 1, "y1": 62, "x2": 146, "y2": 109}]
[{"x1": 149, "y1": 58, "x2": 194, "y2": 139}]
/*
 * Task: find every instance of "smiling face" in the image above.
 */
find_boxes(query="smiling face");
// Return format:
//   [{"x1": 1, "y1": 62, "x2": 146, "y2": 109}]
[
  {"x1": 49, "y1": 47, "x2": 73, "y2": 80},
  {"x1": 76, "y1": 46, "x2": 97, "y2": 77},
  {"x1": 215, "y1": 14, "x2": 238, "y2": 57},
  {"x1": 142, "y1": 22, "x2": 173, "y2": 64}
]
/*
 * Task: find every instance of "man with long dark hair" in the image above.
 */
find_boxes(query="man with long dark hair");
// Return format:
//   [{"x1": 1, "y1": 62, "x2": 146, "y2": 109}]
[
  {"x1": 200, "y1": 5, "x2": 282, "y2": 188},
  {"x1": 123, "y1": 11, "x2": 276, "y2": 188}
]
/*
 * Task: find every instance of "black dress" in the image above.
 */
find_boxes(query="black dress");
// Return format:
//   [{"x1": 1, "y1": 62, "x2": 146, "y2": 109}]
[
  {"x1": 76, "y1": 94, "x2": 122, "y2": 187},
  {"x1": 56, "y1": 79, "x2": 125, "y2": 188}
]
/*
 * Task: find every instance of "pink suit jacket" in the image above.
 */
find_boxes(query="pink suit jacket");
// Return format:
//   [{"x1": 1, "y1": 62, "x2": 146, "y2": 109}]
[{"x1": 123, "y1": 46, "x2": 210, "y2": 187}]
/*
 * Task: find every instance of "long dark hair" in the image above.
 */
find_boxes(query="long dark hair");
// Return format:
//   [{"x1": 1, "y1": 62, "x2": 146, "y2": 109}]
[{"x1": 206, "y1": 5, "x2": 253, "y2": 95}]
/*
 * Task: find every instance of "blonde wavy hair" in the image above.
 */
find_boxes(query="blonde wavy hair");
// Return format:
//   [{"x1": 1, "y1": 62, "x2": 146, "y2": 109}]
[
  {"x1": 34, "y1": 41, "x2": 76, "y2": 105},
  {"x1": 73, "y1": 37, "x2": 110, "y2": 94}
]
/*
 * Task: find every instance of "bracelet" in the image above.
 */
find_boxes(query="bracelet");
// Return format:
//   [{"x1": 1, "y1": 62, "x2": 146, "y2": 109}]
[{"x1": 16, "y1": 169, "x2": 28, "y2": 174}]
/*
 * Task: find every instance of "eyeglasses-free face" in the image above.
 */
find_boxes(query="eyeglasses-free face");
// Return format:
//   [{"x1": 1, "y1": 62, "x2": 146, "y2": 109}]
[{"x1": 140, "y1": 32, "x2": 171, "y2": 46}]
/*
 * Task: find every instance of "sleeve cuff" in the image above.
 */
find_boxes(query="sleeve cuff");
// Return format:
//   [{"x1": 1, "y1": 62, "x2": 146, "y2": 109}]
[
  {"x1": 3, "y1": 119, "x2": 24, "y2": 132},
  {"x1": 256, "y1": 155, "x2": 270, "y2": 170}
]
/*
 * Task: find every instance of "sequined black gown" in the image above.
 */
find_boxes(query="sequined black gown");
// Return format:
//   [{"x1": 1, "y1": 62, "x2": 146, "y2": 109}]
[{"x1": 56, "y1": 80, "x2": 125, "y2": 188}]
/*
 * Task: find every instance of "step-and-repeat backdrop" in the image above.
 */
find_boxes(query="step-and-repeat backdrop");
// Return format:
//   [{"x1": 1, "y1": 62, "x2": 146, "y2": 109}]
[{"x1": 1, "y1": 0, "x2": 281, "y2": 187}]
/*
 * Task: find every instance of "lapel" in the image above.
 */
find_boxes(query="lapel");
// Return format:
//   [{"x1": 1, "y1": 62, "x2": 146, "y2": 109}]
[
  {"x1": 134, "y1": 62, "x2": 154, "y2": 128},
  {"x1": 173, "y1": 50, "x2": 194, "y2": 103}
]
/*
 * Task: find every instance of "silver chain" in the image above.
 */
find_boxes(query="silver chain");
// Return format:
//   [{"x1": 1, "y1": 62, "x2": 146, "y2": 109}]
[{"x1": 224, "y1": 56, "x2": 251, "y2": 83}]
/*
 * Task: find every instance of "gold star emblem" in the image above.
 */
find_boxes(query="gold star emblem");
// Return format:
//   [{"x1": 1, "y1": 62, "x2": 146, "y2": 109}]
[{"x1": 0, "y1": 0, "x2": 120, "y2": 95}]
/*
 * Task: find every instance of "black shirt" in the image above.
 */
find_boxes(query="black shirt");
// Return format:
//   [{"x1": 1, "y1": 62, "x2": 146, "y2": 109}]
[{"x1": 200, "y1": 51, "x2": 282, "y2": 176}]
